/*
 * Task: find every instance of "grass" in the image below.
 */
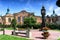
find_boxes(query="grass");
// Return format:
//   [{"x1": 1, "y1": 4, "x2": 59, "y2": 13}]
[
  {"x1": 5, "y1": 27, "x2": 13, "y2": 30},
  {"x1": 58, "y1": 38, "x2": 60, "y2": 40},
  {"x1": 0, "y1": 35, "x2": 28, "y2": 40},
  {"x1": 52, "y1": 29, "x2": 60, "y2": 32},
  {"x1": 5, "y1": 27, "x2": 27, "y2": 30}
]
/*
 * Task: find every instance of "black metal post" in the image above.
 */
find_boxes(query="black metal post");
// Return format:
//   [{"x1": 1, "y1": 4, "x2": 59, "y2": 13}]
[{"x1": 41, "y1": 6, "x2": 46, "y2": 28}]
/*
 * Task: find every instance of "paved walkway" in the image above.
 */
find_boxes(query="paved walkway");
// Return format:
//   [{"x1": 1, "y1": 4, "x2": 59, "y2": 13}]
[
  {"x1": 0, "y1": 29, "x2": 60, "y2": 40},
  {"x1": 30, "y1": 30, "x2": 60, "y2": 40}
]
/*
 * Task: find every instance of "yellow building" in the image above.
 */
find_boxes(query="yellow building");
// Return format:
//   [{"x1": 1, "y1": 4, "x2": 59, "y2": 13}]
[
  {"x1": 0, "y1": 9, "x2": 42, "y2": 25},
  {"x1": 0, "y1": 9, "x2": 58, "y2": 25}
]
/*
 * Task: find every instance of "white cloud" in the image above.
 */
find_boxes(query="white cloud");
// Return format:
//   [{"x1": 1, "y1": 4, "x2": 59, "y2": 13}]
[
  {"x1": 55, "y1": 7, "x2": 60, "y2": 16},
  {"x1": 55, "y1": 7, "x2": 60, "y2": 13},
  {"x1": 49, "y1": 6, "x2": 54, "y2": 11},
  {"x1": 46, "y1": 5, "x2": 54, "y2": 16},
  {"x1": 48, "y1": 5, "x2": 60, "y2": 16}
]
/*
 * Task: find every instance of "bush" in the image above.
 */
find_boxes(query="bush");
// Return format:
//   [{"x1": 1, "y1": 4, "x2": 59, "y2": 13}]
[
  {"x1": 46, "y1": 23, "x2": 59, "y2": 30},
  {"x1": 57, "y1": 25, "x2": 60, "y2": 30},
  {"x1": 16, "y1": 24, "x2": 41, "y2": 29},
  {"x1": 17, "y1": 24, "x2": 27, "y2": 28},
  {"x1": 0, "y1": 28, "x2": 3, "y2": 31},
  {"x1": 0, "y1": 24, "x2": 2, "y2": 26},
  {"x1": 5, "y1": 25, "x2": 11, "y2": 28},
  {"x1": 33, "y1": 24, "x2": 41, "y2": 29}
]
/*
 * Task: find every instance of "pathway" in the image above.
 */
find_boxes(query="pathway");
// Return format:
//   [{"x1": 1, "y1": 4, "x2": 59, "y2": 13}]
[
  {"x1": 0, "y1": 29, "x2": 60, "y2": 40},
  {"x1": 30, "y1": 30, "x2": 60, "y2": 40}
]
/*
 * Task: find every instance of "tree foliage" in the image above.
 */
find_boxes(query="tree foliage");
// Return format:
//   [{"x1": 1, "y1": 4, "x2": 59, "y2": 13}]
[
  {"x1": 56, "y1": 0, "x2": 60, "y2": 7},
  {"x1": 11, "y1": 18, "x2": 17, "y2": 30},
  {"x1": 24, "y1": 16, "x2": 36, "y2": 28}
]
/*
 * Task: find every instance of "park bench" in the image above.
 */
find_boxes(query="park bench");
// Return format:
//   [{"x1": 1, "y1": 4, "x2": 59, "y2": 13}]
[
  {"x1": 15, "y1": 30, "x2": 27, "y2": 34},
  {"x1": 12, "y1": 28, "x2": 30, "y2": 38},
  {"x1": 12, "y1": 30, "x2": 27, "y2": 35}
]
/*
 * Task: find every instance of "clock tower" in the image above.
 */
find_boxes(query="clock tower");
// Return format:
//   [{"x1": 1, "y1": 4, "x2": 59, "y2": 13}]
[{"x1": 41, "y1": 6, "x2": 46, "y2": 28}]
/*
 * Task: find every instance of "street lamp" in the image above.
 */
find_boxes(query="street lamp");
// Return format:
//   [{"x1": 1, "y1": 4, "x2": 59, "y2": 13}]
[
  {"x1": 41, "y1": 6, "x2": 46, "y2": 28},
  {"x1": 51, "y1": 10, "x2": 58, "y2": 23},
  {"x1": 41, "y1": 6, "x2": 50, "y2": 39}
]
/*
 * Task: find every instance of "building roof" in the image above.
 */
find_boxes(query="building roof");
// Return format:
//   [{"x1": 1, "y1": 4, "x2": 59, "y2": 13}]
[{"x1": 13, "y1": 10, "x2": 35, "y2": 16}]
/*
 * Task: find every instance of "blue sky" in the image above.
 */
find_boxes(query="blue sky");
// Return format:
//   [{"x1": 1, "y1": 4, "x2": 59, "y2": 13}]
[{"x1": 0, "y1": 0, "x2": 60, "y2": 16}]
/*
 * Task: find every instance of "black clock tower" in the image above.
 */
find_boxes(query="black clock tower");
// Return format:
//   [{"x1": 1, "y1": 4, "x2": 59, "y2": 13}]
[{"x1": 41, "y1": 6, "x2": 46, "y2": 28}]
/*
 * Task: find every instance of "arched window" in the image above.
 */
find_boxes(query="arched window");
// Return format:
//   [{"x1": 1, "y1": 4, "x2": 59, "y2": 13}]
[{"x1": 8, "y1": 18, "x2": 11, "y2": 22}]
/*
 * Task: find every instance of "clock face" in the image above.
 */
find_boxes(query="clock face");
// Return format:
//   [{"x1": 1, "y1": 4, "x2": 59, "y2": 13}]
[{"x1": 42, "y1": 10, "x2": 45, "y2": 13}]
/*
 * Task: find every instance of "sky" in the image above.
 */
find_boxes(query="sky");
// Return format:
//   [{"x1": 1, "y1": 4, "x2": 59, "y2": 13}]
[{"x1": 0, "y1": 0, "x2": 60, "y2": 16}]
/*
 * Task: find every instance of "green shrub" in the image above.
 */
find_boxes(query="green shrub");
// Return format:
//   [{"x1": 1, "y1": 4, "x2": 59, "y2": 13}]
[
  {"x1": 17, "y1": 24, "x2": 27, "y2": 28},
  {"x1": 0, "y1": 28, "x2": 3, "y2": 31},
  {"x1": 33, "y1": 24, "x2": 41, "y2": 29},
  {"x1": 46, "y1": 23, "x2": 59, "y2": 30},
  {"x1": 16, "y1": 23, "x2": 41, "y2": 29},
  {"x1": 0, "y1": 24, "x2": 2, "y2": 27},
  {"x1": 5, "y1": 25, "x2": 11, "y2": 28}
]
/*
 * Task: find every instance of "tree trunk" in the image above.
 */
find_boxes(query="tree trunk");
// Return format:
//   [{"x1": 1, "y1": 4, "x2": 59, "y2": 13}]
[
  {"x1": 3, "y1": 28, "x2": 5, "y2": 35},
  {"x1": 27, "y1": 27, "x2": 30, "y2": 38},
  {"x1": 13, "y1": 29, "x2": 15, "y2": 35},
  {"x1": 13, "y1": 27, "x2": 16, "y2": 35}
]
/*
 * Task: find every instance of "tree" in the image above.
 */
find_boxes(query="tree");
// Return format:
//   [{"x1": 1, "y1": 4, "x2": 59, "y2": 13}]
[
  {"x1": 24, "y1": 16, "x2": 36, "y2": 38},
  {"x1": 56, "y1": 0, "x2": 60, "y2": 7},
  {"x1": 11, "y1": 18, "x2": 17, "y2": 35},
  {"x1": 24, "y1": 16, "x2": 36, "y2": 28},
  {"x1": 2, "y1": 24, "x2": 5, "y2": 35}
]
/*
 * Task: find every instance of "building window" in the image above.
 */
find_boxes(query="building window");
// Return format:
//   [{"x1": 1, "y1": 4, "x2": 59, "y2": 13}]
[
  {"x1": 8, "y1": 18, "x2": 11, "y2": 22},
  {"x1": 18, "y1": 17, "x2": 20, "y2": 22},
  {"x1": 22, "y1": 16, "x2": 25, "y2": 22}
]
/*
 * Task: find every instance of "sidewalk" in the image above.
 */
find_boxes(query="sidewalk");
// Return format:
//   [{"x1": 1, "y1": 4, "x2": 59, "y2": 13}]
[
  {"x1": 30, "y1": 30, "x2": 60, "y2": 40},
  {"x1": 0, "y1": 29, "x2": 60, "y2": 40}
]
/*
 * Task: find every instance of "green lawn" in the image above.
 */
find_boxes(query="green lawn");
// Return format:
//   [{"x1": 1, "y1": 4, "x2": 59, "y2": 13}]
[
  {"x1": 53, "y1": 30, "x2": 60, "y2": 32},
  {"x1": 58, "y1": 38, "x2": 60, "y2": 40},
  {"x1": 5, "y1": 27, "x2": 13, "y2": 30},
  {"x1": 0, "y1": 35, "x2": 28, "y2": 40}
]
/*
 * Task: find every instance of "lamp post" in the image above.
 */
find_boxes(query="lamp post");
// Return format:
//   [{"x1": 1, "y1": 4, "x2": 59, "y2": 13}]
[
  {"x1": 51, "y1": 10, "x2": 58, "y2": 23},
  {"x1": 41, "y1": 6, "x2": 46, "y2": 28},
  {"x1": 41, "y1": 6, "x2": 50, "y2": 39}
]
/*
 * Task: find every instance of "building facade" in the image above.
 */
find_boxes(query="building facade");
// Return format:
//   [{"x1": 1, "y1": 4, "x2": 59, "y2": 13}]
[
  {"x1": 0, "y1": 8, "x2": 59, "y2": 25},
  {"x1": 0, "y1": 10, "x2": 42, "y2": 25}
]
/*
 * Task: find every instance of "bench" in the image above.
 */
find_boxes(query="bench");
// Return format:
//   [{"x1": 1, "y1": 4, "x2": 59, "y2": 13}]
[
  {"x1": 12, "y1": 30, "x2": 27, "y2": 35},
  {"x1": 12, "y1": 30, "x2": 30, "y2": 38}
]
